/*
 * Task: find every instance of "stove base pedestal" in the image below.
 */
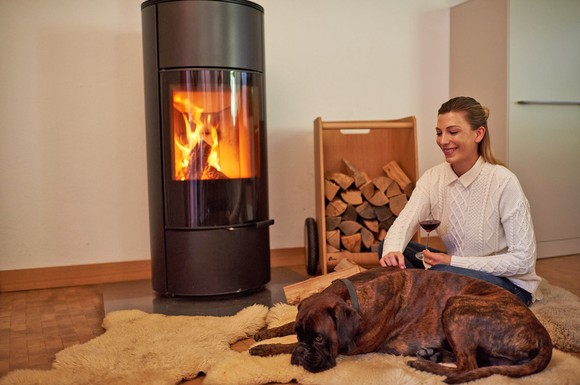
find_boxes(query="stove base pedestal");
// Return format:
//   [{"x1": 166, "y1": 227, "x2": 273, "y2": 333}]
[{"x1": 154, "y1": 223, "x2": 272, "y2": 296}]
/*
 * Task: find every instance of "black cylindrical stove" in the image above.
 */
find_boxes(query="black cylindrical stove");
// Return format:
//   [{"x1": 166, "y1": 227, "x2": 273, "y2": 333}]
[{"x1": 141, "y1": 0, "x2": 273, "y2": 296}]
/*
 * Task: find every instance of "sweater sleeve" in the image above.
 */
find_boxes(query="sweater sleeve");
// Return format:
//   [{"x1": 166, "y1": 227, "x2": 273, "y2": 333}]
[
  {"x1": 450, "y1": 175, "x2": 537, "y2": 277},
  {"x1": 381, "y1": 171, "x2": 432, "y2": 258}
]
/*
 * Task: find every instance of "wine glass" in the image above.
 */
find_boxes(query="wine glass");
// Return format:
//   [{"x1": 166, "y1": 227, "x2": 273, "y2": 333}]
[{"x1": 415, "y1": 219, "x2": 441, "y2": 261}]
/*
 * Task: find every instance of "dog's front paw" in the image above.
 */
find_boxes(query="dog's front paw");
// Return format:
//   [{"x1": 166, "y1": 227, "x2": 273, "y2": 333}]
[{"x1": 249, "y1": 344, "x2": 272, "y2": 356}]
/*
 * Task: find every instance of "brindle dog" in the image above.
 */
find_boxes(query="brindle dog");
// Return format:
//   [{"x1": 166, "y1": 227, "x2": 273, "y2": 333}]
[{"x1": 249, "y1": 267, "x2": 552, "y2": 384}]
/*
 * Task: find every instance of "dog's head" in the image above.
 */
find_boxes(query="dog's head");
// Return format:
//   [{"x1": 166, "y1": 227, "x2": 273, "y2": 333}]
[{"x1": 290, "y1": 293, "x2": 361, "y2": 372}]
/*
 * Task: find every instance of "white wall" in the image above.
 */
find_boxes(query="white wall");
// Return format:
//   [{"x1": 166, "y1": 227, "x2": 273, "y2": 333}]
[{"x1": 0, "y1": 0, "x2": 451, "y2": 270}]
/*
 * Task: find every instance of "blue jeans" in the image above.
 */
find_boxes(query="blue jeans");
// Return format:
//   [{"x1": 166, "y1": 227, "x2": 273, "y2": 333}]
[{"x1": 378, "y1": 240, "x2": 532, "y2": 306}]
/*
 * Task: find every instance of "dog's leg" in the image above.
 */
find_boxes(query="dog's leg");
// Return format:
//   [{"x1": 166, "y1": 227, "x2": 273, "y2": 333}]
[
  {"x1": 409, "y1": 297, "x2": 480, "y2": 383},
  {"x1": 442, "y1": 306, "x2": 479, "y2": 373},
  {"x1": 253, "y1": 321, "x2": 295, "y2": 341},
  {"x1": 408, "y1": 359, "x2": 458, "y2": 378},
  {"x1": 249, "y1": 342, "x2": 298, "y2": 357},
  {"x1": 250, "y1": 320, "x2": 298, "y2": 357}
]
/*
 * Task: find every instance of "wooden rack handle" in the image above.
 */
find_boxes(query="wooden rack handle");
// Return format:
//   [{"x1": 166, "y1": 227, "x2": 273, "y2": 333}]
[{"x1": 322, "y1": 121, "x2": 414, "y2": 130}]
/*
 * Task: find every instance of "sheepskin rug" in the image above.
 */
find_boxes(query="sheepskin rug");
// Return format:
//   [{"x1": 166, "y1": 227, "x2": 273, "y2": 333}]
[
  {"x1": 1, "y1": 280, "x2": 579, "y2": 385},
  {"x1": 0, "y1": 305, "x2": 268, "y2": 385}
]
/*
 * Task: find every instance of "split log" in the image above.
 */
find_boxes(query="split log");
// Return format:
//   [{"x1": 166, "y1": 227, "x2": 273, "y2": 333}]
[
  {"x1": 326, "y1": 216, "x2": 341, "y2": 231},
  {"x1": 357, "y1": 171, "x2": 371, "y2": 188},
  {"x1": 283, "y1": 261, "x2": 366, "y2": 304},
  {"x1": 378, "y1": 228, "x2": 387, "y2": 241},
  {"x1": 383, "y1": 160, "x2": 414, "y2": 196},
  {"x1": 356, "y1": 201, "x2": 376, "y2": 220},
  {"x1": 386, "y1": 181, "x2": 402, "y2": 197},
  {"x1": 389, "y1": 193, "x2": 408, "y2": 216},
  {"x1": 202, "y1": 165, "x2": 228, "y2": 180},
  {"x1": 368, "y1": 190, "x2": 389, "y2": 206},
  {"x1": 342, "y1": 205, "x2": 358, "y2": 222},
  {"x1": 326, "y1": 230, "x2": 341, "y2": 249},
  {"x1": 341, "y1": 233, "x2": 362, "y2": 252},
  {"x1": 340, "y1": 189, "x2": 363, "y2": 205},
  {"x1": 326, "y1": 198, "x2": 347, "y2": 216},
  {"x1": 372, "y1": 176, "x2": 393, "y2": 193},
  {"x1": 325, "y1": 180, "x2": 340, "y2": 201},
  {"x1": 188, "y1": 141, "x2": 211, "y2": 179},
  {"x1": 379, "y1": 216, "x2": 396, "y2": 231},
  {"x1": 339, "y1": 220, "x2": 362, "y2": 236},
  {"x1": 363, "y1": 219, "x2": 379, "y2": 233},
  {"x1": 375, "y1": 205, "x2": 395, "y2": 231},
  {"x1": 343, "y1": 159, "x2": 370, "y2": 188},
  {"x1": 325, "y1": 172, "x2": 354, "y2": 190},
  {"x1": 374, "y1": 205, "x2": 394, "y2": 222},
  {"x1": 359, "y1": 181, "x2": 376, "y2": 201},
  {"x1": 361, "y1": 227, "x2": 375, "y2": 249}
]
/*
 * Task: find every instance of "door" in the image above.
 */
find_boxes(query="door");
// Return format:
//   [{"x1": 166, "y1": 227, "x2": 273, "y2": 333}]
[{"x1": 508, "y1": 0, "x2": 580, "y2": 258}]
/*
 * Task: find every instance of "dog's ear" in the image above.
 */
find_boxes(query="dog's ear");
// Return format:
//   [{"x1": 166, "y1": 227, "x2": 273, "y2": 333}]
[{"x1": 330, "y1": 301, "x2": 361, "y2": 353}]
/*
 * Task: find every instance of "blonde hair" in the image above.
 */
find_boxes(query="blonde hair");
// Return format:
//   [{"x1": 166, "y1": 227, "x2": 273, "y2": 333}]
[{"x1": 438, "y1": 96, "x2": 505, "y2": 166}]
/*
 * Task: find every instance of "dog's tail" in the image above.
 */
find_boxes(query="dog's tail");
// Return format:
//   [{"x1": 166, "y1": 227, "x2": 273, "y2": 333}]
[{"x1": 443, "y1": 332, "x2": 553, "y2": 384}]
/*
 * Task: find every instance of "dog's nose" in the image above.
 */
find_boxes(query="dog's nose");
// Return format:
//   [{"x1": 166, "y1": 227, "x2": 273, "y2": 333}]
[{"x1": 291, "y1": 345, "x2": 306, "y2": 366}]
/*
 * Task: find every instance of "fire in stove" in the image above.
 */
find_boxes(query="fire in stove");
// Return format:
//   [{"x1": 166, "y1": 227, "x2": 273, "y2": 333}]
[
  {"x1": 170, "y1": 85, "x2": 259, "y2": 182},
  {"x1": 172, "y1": 92, "x2": 224, "y2": 180}
]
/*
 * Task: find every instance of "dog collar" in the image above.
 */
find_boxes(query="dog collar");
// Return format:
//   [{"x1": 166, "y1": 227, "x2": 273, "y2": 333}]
[{"x1": 338, "y1": 278, "x2": 360, "y2": 312}]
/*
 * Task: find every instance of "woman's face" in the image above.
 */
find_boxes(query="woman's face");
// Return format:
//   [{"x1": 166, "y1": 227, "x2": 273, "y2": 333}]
[{"x1": 436, "y1": 111, "x2": 484, "y2": 176}]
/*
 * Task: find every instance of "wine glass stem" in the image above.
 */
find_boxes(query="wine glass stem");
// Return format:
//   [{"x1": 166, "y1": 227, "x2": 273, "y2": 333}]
[{"x1": 425, "y1": 232, "x2": 430, "y2": 250}]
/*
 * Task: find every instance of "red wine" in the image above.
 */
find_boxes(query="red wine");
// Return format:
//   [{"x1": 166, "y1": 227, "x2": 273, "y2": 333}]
[{"x1": 419, "y1": 219, "x2": 441, "y2": 232}]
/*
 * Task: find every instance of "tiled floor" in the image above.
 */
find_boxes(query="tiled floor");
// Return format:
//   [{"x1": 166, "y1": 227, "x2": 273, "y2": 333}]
[
  {"x1": 1, "y1": 253, "x2": 579, "y2": 384},
  {"x1": 102, "y1": 265, "x2": 310, "y2": 317}
]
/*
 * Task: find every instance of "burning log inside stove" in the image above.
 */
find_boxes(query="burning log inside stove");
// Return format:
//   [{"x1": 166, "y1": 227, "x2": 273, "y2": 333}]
[
  {"x1": 324, "y1": 159, "x2": 413, "y2": 253},
  {"x1": 186, "y1": 140, "x2": 228, "y2": 180},
  {"x1": 173, "y1": 93, "x2": 231, "y2": 181}
]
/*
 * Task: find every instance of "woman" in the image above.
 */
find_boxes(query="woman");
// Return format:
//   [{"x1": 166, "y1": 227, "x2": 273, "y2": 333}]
[{"x1": 379, "y1": 96, "x2": 540, "y2": 305}]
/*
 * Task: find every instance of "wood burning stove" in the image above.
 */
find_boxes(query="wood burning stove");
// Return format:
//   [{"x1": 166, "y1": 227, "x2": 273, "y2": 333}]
[{"x1": 141, "y1": 0, "x2": 273, "y2": 296}]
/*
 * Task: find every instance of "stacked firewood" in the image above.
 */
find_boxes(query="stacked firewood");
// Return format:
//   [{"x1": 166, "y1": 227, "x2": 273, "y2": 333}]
[{"x1": 324, "y1": 160, "x2": 413, "y2": 253}]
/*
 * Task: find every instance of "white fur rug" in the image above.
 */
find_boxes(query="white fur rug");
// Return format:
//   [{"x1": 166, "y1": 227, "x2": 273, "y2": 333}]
[{"x1": 1, "y1": 281, "x2": 579, "y2": 385}]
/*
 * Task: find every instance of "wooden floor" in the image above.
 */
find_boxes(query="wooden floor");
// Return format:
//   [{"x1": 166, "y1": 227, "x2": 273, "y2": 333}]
[
  {"x1": 1, "y1": 252, "x2": 579, "y2": 382},
  {"x1": 0, "y1": 286, "x2": 105, "y2": 376}
]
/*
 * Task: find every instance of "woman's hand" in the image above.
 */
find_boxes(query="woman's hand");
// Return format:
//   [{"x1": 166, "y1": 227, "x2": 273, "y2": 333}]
[
  {"x1": 422, "y1": 249, "x2": 451, "y2": 266},
  {"x1": 380, "y1": 251, "x2": 406, "y2": 269}
]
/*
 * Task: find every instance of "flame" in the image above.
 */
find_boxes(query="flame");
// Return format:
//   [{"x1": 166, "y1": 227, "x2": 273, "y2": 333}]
[
  {"x1": 206, "y1": 115, "x2": 220, "y2": 171},
  {"x1": 172, "y1": 94, "x2": 222, "y2": 180}
]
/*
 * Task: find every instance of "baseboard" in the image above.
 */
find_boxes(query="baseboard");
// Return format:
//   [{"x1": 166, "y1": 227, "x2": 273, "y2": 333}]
[
  {"x1": 0, "y1": 248, "x2": 304, "y2": 293},
  {"x1": 270, "y1": 247, "x2": 303, "y2": 267},
  {"x1": 4, "y1": 241, "x2": 575, "y2": 292},
  {"x1": 537, "y1": 238, "x2": 580, "y2": 259},
  {"x1": 0, "y1": 260, "x2": 152, "y2": 293}
]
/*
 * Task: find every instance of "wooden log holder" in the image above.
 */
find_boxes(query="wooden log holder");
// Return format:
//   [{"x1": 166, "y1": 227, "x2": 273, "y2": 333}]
[{"x1": 313, "y1": 117, "x2": 419, "y2": 274}]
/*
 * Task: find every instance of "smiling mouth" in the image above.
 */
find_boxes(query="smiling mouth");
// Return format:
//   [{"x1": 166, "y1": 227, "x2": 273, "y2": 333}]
[{"x1": 442, "y1": 148, "x2": 456, "y2": 157}]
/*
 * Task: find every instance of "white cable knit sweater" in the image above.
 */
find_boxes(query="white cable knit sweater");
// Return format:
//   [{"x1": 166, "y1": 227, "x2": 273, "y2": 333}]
[{"x1": 381, "y1": 157, "x2": 542, "y2": 300}]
